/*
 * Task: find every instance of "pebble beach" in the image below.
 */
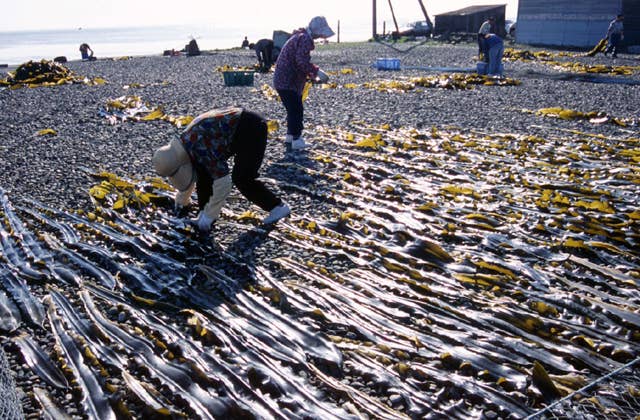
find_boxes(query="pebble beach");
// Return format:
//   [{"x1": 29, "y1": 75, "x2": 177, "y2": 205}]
[{"x1": 1, "y1": 40, "x2": 639, "y2": 419}]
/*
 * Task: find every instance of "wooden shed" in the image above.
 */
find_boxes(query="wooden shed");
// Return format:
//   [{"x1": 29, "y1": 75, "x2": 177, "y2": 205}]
[{"x1": 433, "y1": 5, "x2": 507, "y2": 36}]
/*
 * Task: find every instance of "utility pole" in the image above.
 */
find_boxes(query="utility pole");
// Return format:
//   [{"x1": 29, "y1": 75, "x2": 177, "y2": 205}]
[
  {"x1": 387, "y1": 0, "x2": 400, "y2": 34},
  {"x1": 372, "y1": 0, "x2": 377, "y2": 39},
  {"x1": 417, "y1": 0, "x2": 434, "y2": 28}
]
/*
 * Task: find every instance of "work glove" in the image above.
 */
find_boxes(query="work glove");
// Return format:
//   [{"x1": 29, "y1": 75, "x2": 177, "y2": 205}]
[
  {"x1": 313, "y1": 68, "x2": 329, "y2": 84},
  {"x1": 194, "y1": 211, "x2": 215, "y2": 232}
]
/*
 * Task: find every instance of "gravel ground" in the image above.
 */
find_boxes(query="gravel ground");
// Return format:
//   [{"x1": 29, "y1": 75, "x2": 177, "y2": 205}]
[
  {"x1": 1, "y1": 40, "x2": 638, "y2": 211},
  {"x1": 1, "y1": 40, "x2": 639, "y2": 419}
]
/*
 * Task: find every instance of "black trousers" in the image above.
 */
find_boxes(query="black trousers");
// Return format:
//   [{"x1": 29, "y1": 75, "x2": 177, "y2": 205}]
[
  {"x1": 256, "y1": 45, "x2": 273, "y2": 72},
  {"x1": 195, "y1": 110, "x2": 281, "y2": 212},
  {"x1": 276, "y1": 89, "x2": 304, "y2": 138}
]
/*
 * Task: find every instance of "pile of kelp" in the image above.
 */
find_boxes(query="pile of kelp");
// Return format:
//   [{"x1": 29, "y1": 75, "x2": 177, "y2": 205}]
[
  {"x1": 1, "y1": 116, "x2": 639, "y2": 418},
  {"x1": 0, "y1": 59, "x2": 106, "y2": 89}
]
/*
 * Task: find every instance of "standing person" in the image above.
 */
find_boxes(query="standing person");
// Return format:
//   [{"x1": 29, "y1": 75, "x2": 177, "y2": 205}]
[
  {"x1": 241, "y1": 36, "x2": 250, "y2": 49},
  {"x1": 251, "y1": 39, "x2": 275, "y2": 72},
  {"x1": 484, "y1": 33, "x2": 504, "y2": 76},
  {"x1": 273, "y1": 16, "x2": 334, "y2": 151},
  {"x1": 477, "y1": 16, "x2": 496, "y2": 61},
  {"x1": 604, "y1": 14, "x2": 624, "y2": 58},
  {"x1": 153, "y1": 107, "x2": 291, "y2": 232},
  {"x1": 79, "y1": 43, "x2": 96, "y2": 61}
]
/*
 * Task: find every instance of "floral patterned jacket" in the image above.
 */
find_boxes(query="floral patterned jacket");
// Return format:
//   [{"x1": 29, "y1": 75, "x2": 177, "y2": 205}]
[
  {"x1": 273, "y1": 29, "x2": 319, "y2": 95},
  {"x1": 179, "y1": 107, "x2": 242, "y2": 180}
]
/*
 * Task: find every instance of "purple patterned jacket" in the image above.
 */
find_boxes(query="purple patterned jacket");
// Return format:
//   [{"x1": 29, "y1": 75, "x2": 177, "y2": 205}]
[
  {"x1": 179, "y1": 107, "x2": 242, "y2": 180},
  {"x1": 273, "y1": 29, "x2": 319, "y2": 95}
]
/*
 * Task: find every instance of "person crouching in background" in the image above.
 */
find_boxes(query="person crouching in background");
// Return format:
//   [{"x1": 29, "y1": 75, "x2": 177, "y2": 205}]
[
  {"x1": 153, "y1": 107, "x2": 290, "y2": 233},
  {"x1": 79, "y1": 43, "x2": 96, "y2": 61}
]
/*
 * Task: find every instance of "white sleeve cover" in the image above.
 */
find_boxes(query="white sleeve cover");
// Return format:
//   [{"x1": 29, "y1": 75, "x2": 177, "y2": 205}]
[{"x1": 202, "y1": 174, "x2": 232, "y2": 221}]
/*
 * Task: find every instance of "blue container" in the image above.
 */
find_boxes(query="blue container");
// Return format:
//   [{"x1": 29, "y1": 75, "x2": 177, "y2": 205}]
[{"x1": 376, "y1": 58, "x2": 401, "y2": 71}]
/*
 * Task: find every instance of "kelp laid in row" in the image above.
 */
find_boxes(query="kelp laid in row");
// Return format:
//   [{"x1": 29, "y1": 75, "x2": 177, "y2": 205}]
[
  {"x1": 260, "y1": 74, "x2": 520, "y2": 100},
  {"x1": 526, "y1": 107, "x2": 639, "y2": 127},
  {"x1": 364, "y1": 74, "x2": 521, "y2": 91},
  {"x1": 1, "y1": 116, "x2": 638, "y2": 418},
  {"x1": 0, "y1": 59, "x2": 106, "y2": 89},
  {"x1": 503, "y1": 48, "x2": 640, "y2": 75}
]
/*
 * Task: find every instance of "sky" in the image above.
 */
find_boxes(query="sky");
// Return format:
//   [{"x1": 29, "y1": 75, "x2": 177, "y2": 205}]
[{"x1": 3, "y1": 0, "x2": 519, "y2": 33}]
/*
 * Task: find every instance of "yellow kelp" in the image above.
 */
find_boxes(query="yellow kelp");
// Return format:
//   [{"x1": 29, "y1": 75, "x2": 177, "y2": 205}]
[
  {"x1": 101, "y1": 96, "x2": 193, "y2": 127},
  {"x1": 88, "y1": 172, "x2": 165, "y2": 211}
]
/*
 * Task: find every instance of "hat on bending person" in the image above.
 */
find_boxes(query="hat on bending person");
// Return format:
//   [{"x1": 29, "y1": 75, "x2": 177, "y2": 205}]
[
  {"x1": 152, "y1": 138, "x2": 194, "y2": 191},
  {"x1": 308, "y1": 16, "x2": 335, "y2": 38}
]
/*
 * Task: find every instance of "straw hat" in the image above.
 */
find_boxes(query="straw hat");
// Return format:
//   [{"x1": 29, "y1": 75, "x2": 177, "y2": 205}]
[
  {"x1": 308, "y1": 16, "x2": 335, "y2": 38},
  {"x1": 152, "y1": 138, "x2": 194, "y2": 191}
]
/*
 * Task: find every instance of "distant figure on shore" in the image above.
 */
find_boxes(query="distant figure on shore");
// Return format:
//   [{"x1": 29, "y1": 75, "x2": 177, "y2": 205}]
[
  {"x1": 241, "y1": 36, "x2": 250, "y2": 49},
  {"x1": 484, "y1": 33, "x2": 504, "y2": 76},
  {"x1": 477, "y1": 16, "x2": 496, "y2": 61},
  {"x1": 185, "y1": 39, "x2": 200, "y2": 56},
  {"x1": 152, "y1": 107, "x2": 291, "y2": 232},
  {"x1": 79, "y1": 43, "x2": 96, "y2": 61},
  {"x1": 250, "y1": 39, "x2": 274, "y2": 72},
  {"x1": 273, "y1": 16, "x2": 334, "y2": 152},
  {"x1": 604, "y1": 14, "x2": 624, "y2": 58}
]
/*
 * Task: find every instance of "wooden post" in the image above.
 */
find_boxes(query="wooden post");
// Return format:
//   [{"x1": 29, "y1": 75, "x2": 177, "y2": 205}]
[
  {"x1": 372, "y1": 0, "x2": 377, "y2": 39},
  {"x1": 417, "y1": 0, "x2": 434, "y2": 28},
  {"x1": 337, "y1": 20, "x2": 340, "y2": 43},
  {"x1": 387, "y1": 0, "x2": 400, "y2": 34}
]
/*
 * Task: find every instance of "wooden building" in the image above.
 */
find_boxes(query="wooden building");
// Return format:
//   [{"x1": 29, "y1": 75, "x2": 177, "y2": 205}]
[
  {"x1": 516, "y1": 0, "x2": 639, "y2": 49},
  {"x1": 433, "y1": 5, "x2": 507, "y2": 36}
]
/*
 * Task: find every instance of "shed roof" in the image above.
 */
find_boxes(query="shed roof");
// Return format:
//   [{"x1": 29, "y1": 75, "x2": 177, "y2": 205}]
[{"x1": 436, "y1": 4, "x2": 506, "y2": 17}]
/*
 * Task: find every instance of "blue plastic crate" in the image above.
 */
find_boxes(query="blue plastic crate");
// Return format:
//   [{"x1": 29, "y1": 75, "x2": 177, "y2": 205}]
[{"x1": 376, "y1": 58, "x2": 401, "y2": 71}]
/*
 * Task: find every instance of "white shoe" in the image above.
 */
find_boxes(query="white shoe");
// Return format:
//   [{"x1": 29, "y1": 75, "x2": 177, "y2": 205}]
[
  {"x1": 291, "y1": 137, "x2": 309, "y2": 150},
  {"x1": 263, "y1": 203, "x2": 291, "y2": 224},
  {"x1": 284, "y1": 134, "x2": 294, "y2": 152}
]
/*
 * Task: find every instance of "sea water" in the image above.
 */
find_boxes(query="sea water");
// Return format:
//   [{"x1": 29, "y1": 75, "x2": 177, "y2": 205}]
[
  {"x1": 0, "y1": 25, "x2": 251, "y2": 65},
  {"x1": 0, "y1": 23, "x2": 370, "y2": 66}
]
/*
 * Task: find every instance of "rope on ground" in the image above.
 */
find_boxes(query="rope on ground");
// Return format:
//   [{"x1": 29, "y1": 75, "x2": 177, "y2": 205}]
[
  {"x1": 374, "y1": 38, "x2": 430, "y2": 53},
  {"x1": 525, "y1": 357, "x2": 640, "y2": 420}
]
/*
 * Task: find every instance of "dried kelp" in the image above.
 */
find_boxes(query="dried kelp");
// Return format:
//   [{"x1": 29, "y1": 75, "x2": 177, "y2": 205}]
[{"x1": 0, "y1": 59, "x2": 106, "y2": 89}]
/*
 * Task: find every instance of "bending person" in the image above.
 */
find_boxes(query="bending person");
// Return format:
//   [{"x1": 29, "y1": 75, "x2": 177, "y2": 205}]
[
  {"x1": 153, "y1": 107, "x2": 290, "y2": 232},
  {"x1": 252, "y1": 39, "x2": 274, "y2": 72},
  {"x1": 484, "y1": 33, "x2": 504, "y2": 76}
]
